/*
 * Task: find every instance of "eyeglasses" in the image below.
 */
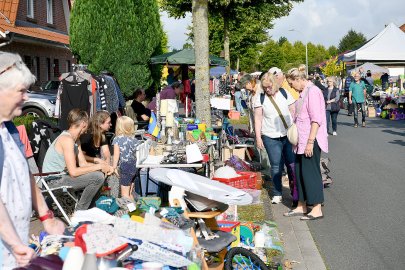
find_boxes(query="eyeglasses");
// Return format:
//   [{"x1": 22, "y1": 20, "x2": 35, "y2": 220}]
[{"x1": 0, "y1": 61, "x2": 23, "y2": 77}]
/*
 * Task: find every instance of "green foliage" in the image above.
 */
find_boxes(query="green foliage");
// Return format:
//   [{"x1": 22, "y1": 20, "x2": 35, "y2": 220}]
[
  {"x1": 320, "y1": 56, "x2": 344, "y2": 76},
  {"x1": 373, "y1": 78, "x2": 381, "y2": 86},
  {"x1": 161, "y1": 0, "x2": 301, "y2": 69},
  {"x1": 13, "y1": 115, "x2": 56, "y2": 133},
  {"x1": 70, "y1": 0, "x2": 163, "y2": 97},
  {"x1": 328, "y1": 45, "x2": 338, "y2": 57},
  {"x1": 338, "y1": 29, "x2": 367, "y2": 53}
]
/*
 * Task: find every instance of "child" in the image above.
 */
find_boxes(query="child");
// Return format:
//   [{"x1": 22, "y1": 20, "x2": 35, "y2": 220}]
[{"x1": 112, "y1": 116, "x2": 139, "y2": 200}]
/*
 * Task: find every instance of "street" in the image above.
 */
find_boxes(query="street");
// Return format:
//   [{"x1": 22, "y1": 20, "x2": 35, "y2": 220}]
[{"x1": 308, "y1": 112, "x2": 405, "y2": 270}]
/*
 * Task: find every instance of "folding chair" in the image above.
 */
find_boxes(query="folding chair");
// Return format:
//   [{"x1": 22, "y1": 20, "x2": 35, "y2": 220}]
[{"x1": 32, "y1": 171, "x2": 78, "y2": 226}]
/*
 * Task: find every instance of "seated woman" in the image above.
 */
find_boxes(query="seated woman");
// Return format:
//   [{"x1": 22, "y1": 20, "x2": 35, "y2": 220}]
[
  {"x1": 80, "y1": 110, "x2": 120, "y2": 197},
  {"x1": 43, "y1": 109, "x2": 111, "y2": 210}
]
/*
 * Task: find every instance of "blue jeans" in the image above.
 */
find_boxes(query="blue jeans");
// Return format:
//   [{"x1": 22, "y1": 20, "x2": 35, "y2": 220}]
[
  {"x1": 326, "y1": 110, "x2": 338, "y2": 133},
  {"x1": 234, "y1": 91, "x2": 244, "y2": 115},
  {"x1": 262, "y1": 135, "x2": 295, "y2": 197},
  {"x1": 353, "y1": 102, "x2": 366, "y2": 124}
]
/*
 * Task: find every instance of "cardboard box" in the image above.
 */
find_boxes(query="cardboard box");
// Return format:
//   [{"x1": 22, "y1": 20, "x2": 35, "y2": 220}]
[{"x1": 222, "y1": 148, "x2": 246, "y2": 161}]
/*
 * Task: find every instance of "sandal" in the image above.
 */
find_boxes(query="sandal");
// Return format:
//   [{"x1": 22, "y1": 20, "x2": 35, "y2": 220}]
[
  {"x1": 300, "y1": 214, "x2": 324, "y2": 221},
  {"x1": 283, "y1": 210, "x2": 307, "y2": 217}
]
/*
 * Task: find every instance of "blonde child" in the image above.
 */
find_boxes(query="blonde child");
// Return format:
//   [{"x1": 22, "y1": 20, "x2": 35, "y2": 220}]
[{"x1": 112, "y1": 116, "x2": 139, "y2": 200}]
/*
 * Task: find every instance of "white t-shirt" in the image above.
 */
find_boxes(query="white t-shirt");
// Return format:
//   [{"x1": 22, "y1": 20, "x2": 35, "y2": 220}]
[{"x1": 254, "y1": 89, "x2": 295, "y2": 138}]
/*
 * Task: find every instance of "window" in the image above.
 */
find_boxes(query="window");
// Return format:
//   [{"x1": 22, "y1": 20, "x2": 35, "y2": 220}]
[
  {"x1": 46, "y1": 58, "x2": 51, "y2": 80},
  {"x1": 53, "y1": 59, "x2": 59, "y2": 77},
  {"x1": 24, "y1": 56, "x2": 32, "y2": 70},
  {"x1": 27, "y1": 0, "x2": 34, "y2": 18},
  {"x1": 66, "y1": 60, "x2": 71, "y2": 72},
  {"x1": 46, "y1": 0, "x2": 53, "y2": 24}
]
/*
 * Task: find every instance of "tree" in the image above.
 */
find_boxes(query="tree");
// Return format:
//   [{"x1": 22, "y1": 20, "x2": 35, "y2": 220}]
[
  {"x1": 328, "y1": 45, "x2": 338, "y2": 57},
  {"x1": 70, "y1": 0, "x2": 163, "y2": 97},
  {"x1": 192, "y1": 0, "x2": 211, "y2": 123},
  {"x1": 338, "y1": 29, "x2": 367, "y2": 53},
  {"x1": 161, "y1": 0, "x2": 301, "y2": 71},
  {"x1": 320, "y1": 56, "x2": 344, "y2": 76}
]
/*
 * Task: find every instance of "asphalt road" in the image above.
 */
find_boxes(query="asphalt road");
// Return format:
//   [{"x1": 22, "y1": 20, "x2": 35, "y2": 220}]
[{"x1": 308, "y1": 112, "x2": 405, "y2": 270}]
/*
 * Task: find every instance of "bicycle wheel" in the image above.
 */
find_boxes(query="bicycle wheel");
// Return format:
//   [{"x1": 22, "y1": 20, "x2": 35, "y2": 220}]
[{"x1": 224, "y1": 247, "x2": 269, "y2": 270}]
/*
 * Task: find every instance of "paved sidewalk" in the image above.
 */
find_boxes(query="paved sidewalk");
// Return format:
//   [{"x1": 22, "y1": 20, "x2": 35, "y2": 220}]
[{"x1": 271, "y1": 183, "x2": 327, "y2": 270}]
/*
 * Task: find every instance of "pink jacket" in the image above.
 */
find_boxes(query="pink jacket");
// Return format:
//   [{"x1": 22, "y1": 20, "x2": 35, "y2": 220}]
[{"x1": 295, "y1": 82, "x2": 328, "y2": 154}]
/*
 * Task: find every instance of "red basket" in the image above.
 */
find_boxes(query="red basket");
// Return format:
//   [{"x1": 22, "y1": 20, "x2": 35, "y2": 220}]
[{"x1": 212, "y1": 171, "x2": 257, "y2": 189}]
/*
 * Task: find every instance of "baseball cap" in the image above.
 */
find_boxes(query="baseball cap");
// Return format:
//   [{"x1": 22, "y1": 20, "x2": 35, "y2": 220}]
[
  {"x1": 239, "y1": 74, "x2": 253, "y2": 87},
  {"x1": 268, "y1": 67, "x2": 282, "y2": 75}
]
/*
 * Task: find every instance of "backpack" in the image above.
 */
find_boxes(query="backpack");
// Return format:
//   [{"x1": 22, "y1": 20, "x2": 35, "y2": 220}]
[
  {"x1": 0, "y1": 121, "x2": 25, "y2": 185},
  {"x1": 344, "y1": 76, "x2": 354, "y2": 92},
  {"x1": 260, "y1": 88, "x2": 287, "y2": 105}
]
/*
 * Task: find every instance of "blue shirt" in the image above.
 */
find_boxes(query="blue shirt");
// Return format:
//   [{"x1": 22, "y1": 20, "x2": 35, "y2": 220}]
[
  {"x1": 112, "y1": 135, "x2": 138, "y2": 163},
  {"x1": 349, "y1": 81, "x2": 366, "y2": 103}
]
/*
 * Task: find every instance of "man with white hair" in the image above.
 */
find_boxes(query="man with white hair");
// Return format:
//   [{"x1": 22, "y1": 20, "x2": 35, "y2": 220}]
[{"x1": 269, "y1": 67, "x2": 299, "y2": 100}]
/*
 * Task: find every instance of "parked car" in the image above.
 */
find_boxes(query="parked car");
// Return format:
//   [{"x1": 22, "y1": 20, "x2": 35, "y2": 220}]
[
  {"x1": 39, "y1": 80, "x2": 60, "y2": 94},
  {"x1": 22, "y1": 90, "x2": 56, "y2": 118}
]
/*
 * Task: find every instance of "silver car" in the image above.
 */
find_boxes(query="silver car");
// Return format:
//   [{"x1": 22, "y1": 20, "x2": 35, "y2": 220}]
[{"x1": 23, "y1": 91, "x2": 56, "y2": 118}]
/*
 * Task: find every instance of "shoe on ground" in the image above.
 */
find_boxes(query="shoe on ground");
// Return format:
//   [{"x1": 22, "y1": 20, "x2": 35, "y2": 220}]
[
  {"x1": 332, "y1": 131, "x2": 337, "y2": 136},
  {"x1": 362, "y1": 122, "x2": 366, "y2": 127},
  {"x1": 271, "y1": 196, "x2": 282, "y2": 204},
  {"x1": 354, "y1": 124, "x2": 358, "y2": 128}
]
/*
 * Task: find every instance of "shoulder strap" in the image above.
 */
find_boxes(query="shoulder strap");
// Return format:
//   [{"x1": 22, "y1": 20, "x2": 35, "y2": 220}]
[
  {"x1": 268, "y1": 96, "x2": 288, "y2": 129},
  {"x1": 260, "y1": 93, "x2": 265, "y2": 105},
  {"x1": 0, "y1": 121, "x2": 25, "y2": 185},
  {"x1": 279, "y1": 88, "x2": 287, "y2": 99}
]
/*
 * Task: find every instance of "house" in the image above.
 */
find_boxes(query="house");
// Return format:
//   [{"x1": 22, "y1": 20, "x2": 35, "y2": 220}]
[{"x1": 0, "y1": 0, "x2": 73, "y2": 90}]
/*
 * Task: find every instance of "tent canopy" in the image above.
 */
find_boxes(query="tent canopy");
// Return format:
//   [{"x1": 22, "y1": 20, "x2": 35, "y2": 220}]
[
  {"x1": 349, "y1": 62, "x2": 389, "y2": 74},
  {"x1": 343, "y1": 23, "x2": 405, "y2": 62},
  {"x1": 210, "y1": 66, "x2": 238, "y2": 77},
  {"x1": 150, "y1": 49, "x2": 228, "y2": 66}
]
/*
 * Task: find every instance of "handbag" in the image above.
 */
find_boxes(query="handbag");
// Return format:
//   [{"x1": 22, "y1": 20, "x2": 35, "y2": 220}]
[
  {"x1": 267, "y1": 95, "x2": 298, "y2": 145},
  {"x1": 331, "y1": 102, "x2": 340, "y2": 112}
]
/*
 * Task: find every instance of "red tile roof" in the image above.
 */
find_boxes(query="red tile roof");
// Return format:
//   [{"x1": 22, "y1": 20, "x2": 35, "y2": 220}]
[
  {"x1": 0, "y1": 0, "x2": 69, "y2": 45},
  {"x1": 400, "y1": 23, "x2": 405, "y2": 33},
  {"x1": 0, "y1": 20, "x2": 69, "y2": 44},
  {"x1": 0, "y1": 0, "x2": 19, "y2": 24}
]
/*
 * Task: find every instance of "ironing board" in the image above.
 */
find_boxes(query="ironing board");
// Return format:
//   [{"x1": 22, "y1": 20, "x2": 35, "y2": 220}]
[{"x1": 148, "y1": 168, "x2": 252, "y2": 206}]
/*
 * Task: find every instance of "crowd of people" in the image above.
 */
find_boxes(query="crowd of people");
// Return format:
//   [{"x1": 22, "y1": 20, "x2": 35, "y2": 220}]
[{"x1": 0, "y1": 48, "x2": 376, "y2": 268}]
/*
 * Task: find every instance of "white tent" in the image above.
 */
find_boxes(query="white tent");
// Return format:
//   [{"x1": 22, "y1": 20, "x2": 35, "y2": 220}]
[
  {"x1": 343, "y1": 23, "x2": 405, "y2": 63},
  {"x1": 349, "y1": 62, "x2": 389, "y2": 74}
]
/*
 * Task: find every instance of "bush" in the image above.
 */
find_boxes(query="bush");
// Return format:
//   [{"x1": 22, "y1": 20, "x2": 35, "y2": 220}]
[
  {"x1": 12, "y1": 115, "x2": 57, "y2": 133},
  {"x1": 373, "y1": 78, "x2": 381, "y2": 86}
]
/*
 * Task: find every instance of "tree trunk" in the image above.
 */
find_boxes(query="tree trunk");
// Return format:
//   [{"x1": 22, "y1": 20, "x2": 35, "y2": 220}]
[
  {"x1": 223, "y1": 9, "x2": 230, "y2": 74},
  {"x1": 192, "y1": 0, "x2": 211, "y2": 126}
]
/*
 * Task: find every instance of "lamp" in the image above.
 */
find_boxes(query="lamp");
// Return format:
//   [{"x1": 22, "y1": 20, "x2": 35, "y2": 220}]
[{"x1": 289, "y1": 29, "x2": 308, "y2": 77}]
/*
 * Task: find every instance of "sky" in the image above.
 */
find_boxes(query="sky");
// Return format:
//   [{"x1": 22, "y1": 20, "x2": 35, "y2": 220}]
[{"x1": 161, "y1": 0, "x2": 405, "y2": 50}]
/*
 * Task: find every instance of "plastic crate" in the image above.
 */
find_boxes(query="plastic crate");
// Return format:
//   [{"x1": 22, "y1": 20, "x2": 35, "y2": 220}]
[
  {"x1": 217, "y1": 221, "x2": 240, "y2": 247},
  {"x1": 212, "y1": 171, "x2": 257, "y2": 189}
]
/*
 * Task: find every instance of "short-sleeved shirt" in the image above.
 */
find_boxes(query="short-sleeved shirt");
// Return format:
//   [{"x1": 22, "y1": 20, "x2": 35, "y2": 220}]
[
  {"x1": 112, "y1": 135, "x2": 138, "y2": 163},
  {"x1": 349, "y1": 81, "x2": 366, "y2": 103},
  {"x1": 80, "y1": 133, "x2": 108, "y2": 158},
  {"x1": 131, "y1": 100, "x2": 151, "y2": 122},
  {"x1": 254, "y1": 89, "x2": 295, "y2": 138}
]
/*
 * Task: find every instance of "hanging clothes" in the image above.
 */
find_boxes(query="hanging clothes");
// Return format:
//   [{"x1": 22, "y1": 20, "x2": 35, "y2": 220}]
[
  {"x1": 59, "y1": 76, "x2": 90, "y2": 130},
  {"x1": 104, "y1": 75, "x2": 125, "y2": 110},
  {"x1": 102, "y1": 75, "x2": 119, "y2": 113}
]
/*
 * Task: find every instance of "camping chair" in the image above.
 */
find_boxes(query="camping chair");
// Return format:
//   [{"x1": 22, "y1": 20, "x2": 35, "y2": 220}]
[
  {"x1": 24, "y1": 122, "x2": 78, "y2": 226},
  {"x1": 32, "y1": 170, "x2": 78, "y2": 226}
]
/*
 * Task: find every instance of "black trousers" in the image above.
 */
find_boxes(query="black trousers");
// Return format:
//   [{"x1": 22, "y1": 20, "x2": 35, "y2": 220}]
[{"x1": 295, "y1": 140, "x2": 324, "y2": 205}]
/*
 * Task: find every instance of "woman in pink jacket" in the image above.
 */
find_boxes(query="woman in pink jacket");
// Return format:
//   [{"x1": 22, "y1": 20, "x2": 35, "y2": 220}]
[{"x1": 284, "y1": 65, "x2": 328, "y2": 221}]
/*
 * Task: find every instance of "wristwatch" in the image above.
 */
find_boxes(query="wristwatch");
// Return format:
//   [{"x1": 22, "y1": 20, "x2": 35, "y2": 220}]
[{"x1": 39, "y1": 210, "x2": 54, "y2": 222}]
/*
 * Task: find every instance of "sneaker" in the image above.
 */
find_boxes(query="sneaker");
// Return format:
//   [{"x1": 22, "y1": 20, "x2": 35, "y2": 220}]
[
  {"x1": 332, "y1": 131, "x2": 337, "y2": 136},
  {"x1": 271, "y1": 196, "x2": 282, "y2": 204},
  {"x1": 362, "y1": 122, "x2": 366, "y2": 127},
  {"x1": 354, "y1": 124, "x2": 358, "y2": 128}
]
